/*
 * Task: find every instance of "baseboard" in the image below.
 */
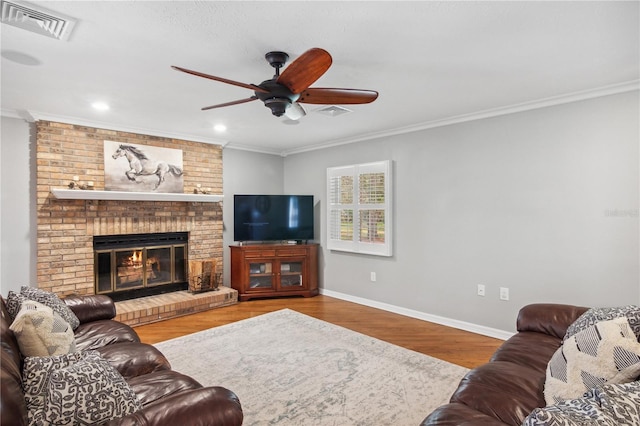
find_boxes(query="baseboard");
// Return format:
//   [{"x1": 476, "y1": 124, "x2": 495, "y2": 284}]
[{"x1": 319, "y1": 289, "x2": 514, "y2": 341}]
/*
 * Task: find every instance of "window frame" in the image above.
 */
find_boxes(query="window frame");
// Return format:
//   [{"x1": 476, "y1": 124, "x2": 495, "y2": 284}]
[{"x1": 326, "y1": 160, "x2": 392, "y2": 257}]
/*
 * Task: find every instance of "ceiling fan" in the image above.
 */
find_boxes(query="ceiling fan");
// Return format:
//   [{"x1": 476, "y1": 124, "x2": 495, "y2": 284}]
[{"x1": 171, "y1": 48, "x2": 378, "y2": 120}]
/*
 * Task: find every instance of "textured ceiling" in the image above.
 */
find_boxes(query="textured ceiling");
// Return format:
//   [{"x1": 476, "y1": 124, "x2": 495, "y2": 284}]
[{"x1": 1, "y1": 1, "x2": 638, "y2": 155}]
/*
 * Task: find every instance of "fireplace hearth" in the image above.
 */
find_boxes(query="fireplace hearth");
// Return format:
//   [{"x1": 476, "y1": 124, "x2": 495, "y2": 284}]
[{"x1": 94, "y1": 232, "x2": 188, "y2": 302}]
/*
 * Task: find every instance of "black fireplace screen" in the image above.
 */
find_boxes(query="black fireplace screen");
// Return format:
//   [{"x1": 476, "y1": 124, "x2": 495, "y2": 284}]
[{"x1": 94, "y1": 232, "x2": 187, "y2": 300}]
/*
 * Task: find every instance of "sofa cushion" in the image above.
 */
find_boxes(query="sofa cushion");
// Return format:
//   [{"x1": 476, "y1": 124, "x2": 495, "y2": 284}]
[
  {"x1": 545, "y1": 317, "x2": 640, "y2": 405},
  {"x1": 524, "y1": 381, "x2": 640, "y2": 426},
  {"x1": 450, "y1": 361, "x2": 545, "y2": 425},
  {"x1": 563, "y1": 305, "x2": 640, "y2": 342},
  {"x1": 24, "y1": 351, "x2": 141, "y2": 425},
  {"x1": 96, "y1": 342, "x2": 171, "y2": 379},
  {"x1": 127, "y1": 370, "x2": 203, "y2": 406},
  {"x1": 490, "y1": 331, "x2": 562, "y2": 374},
  {"x1": 7, "y1": 287, "x2": 80, "y2": 330},
  {"x1": 9, "y1": 300, "x2": 76, "y2": 357},
  {"x1": 73, "y1": 319, "x2": 140, "y2": 351}
]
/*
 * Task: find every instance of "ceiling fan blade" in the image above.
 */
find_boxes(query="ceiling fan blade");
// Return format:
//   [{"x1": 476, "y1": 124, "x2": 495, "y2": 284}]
[
  {"x1": 201, "y1": 96, "x2": 258, "y2": 111},
  {"x1": 298, "y1": 88, "x2": 379, "y2": 105},
  {"x1": 276, "y1": 48, "x2": 332, "y2": 94},
  {"x1": 284, "y1": 102, "x2": 306, "y2": 121},
  {"x1": 172, "y1": 65, "x2": 269, "y2": 94}
]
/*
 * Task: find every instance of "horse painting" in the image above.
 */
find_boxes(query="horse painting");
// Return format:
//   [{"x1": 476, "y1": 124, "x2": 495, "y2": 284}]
[{"x1": 111, "y1": 144, "x2": 183, "y2": 190}]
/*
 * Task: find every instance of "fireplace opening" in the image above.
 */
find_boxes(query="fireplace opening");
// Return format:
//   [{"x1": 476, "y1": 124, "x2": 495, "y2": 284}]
[{"x1": 94, "y1": 232, "x2": 188, "y2": 302}]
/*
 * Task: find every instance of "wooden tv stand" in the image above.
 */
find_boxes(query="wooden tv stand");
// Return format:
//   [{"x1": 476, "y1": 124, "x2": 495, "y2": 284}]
[{"x1": 230, "y1": 243, "x2": 318, "y2": 301}]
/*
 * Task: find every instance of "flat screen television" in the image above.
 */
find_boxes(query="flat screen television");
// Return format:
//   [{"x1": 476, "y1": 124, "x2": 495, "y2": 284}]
[{"x1": 234, "y1": 195, "x2": 314, "y2": 242}]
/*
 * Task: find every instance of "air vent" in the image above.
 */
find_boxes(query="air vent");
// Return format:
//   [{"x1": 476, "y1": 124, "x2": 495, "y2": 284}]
[
  {"x1": 1, "y1": 0, "x2": 76, "y2": 41},
  {"x1": 315, "y1": 105, "x2": 353, "y2": 117}
]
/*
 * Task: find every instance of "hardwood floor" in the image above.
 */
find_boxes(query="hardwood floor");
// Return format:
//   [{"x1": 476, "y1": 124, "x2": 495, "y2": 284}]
[{"x1": 134, "y1": 294, "x2": 504, "y2": 369}]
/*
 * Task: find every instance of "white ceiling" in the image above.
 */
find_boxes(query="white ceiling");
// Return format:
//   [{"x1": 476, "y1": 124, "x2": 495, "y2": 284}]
[{"x1": 1, "y1": 1, "x2": 638, "y2": 156}]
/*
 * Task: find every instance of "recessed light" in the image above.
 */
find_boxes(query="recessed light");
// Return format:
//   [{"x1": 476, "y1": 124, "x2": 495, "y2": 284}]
[
  {"x1": 214, "y1": 124, "x2": 227, "y2": 132},
  {"x1": 91, "y1": 102, "x2": 110, "y2": 111}
]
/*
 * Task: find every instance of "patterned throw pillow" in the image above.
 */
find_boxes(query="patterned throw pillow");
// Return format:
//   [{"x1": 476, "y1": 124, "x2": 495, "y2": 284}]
[
  {"x1": 23, "y1": 351, "x2": 89, "y2": 416},
  {"x1": 19, "y1": 286, "x2": 80, "y2": 330},
  {"x1": 545, "y1": 317, "x2": 640, "y2": 405},
  {"x1": 24, "y1": 351, "x2": 141, "y2": 425},
  {"x1": 524, "y1": 381, "x2": 640, "y2": 426},
  {"x1": 9, "y1": 300, "x2": 76, "y2": 357},
  {"x1": 4, "y1": 290, "x2": 27, "y2": 320},
  {"x1": 564, "y1": 305, "x2": 640, "y2": 342}
]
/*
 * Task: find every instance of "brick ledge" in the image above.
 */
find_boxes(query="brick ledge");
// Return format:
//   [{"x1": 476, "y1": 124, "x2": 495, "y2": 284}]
[{"x1": 114, "y1": 287, "x2": 238, "y2": 327}]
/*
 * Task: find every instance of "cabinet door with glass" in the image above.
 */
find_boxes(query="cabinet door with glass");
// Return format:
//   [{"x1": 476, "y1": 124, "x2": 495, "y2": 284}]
[
  {"x1": 246, "y1": 260, "x2": 275, "y2": 292},
  {"x1": 277, "y1": 257, "x2": 307, "y2": 291}
]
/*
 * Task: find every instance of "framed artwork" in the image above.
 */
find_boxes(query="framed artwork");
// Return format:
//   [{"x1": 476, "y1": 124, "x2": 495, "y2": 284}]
[{"x1": 104, "y1": 141, "x2": 184, "y2": 193}]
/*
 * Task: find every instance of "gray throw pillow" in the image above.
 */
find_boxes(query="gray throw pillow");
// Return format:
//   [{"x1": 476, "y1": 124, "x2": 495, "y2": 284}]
[
  {"x1": 19, "y1": 286, "x2": 80, "y2": 330},
  {"x1": 5, "y1": 290, "x2": 26, "y2": 320},
  {"x1": 564, "y1": 305, "x2": 640, "y2": 342},
  {"x1": 524, "y1": 381, "x2": 640, "y2": 426},
  {"x1": 24, "y1": 351, "x2": 141, "y2": 425}
]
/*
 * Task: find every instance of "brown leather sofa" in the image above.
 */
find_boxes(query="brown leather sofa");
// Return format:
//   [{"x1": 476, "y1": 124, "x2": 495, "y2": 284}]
[
  {"x1": 421, "y1": 303, "x2": 588, "y2": 426},
  {"x1": 1, "y1": 294, "x2": 243, "y2": 425}
]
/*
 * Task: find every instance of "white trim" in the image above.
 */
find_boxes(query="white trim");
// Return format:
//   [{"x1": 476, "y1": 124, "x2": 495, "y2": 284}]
[
  {"x1": 51, "y1": 188, "x2": 222, "y2": 203},
  {"x1": 327, "y1": 160, "x2": 393, "y2": 256},
  {"x1": 224, "y1": 142, "x2": 286, "y2": 157},
  {"x1": 320, "y1": 288, "x2": 513, "y2": 341},
  {"x1": 4, "y1": 81, "x2": 637, "y2": 158},
  {"x1": 284, "y1": 80, "x2": 640, "y2": 156},
  {"x1": 25, "y1": 111, "x2": 229, "y2": 146}
]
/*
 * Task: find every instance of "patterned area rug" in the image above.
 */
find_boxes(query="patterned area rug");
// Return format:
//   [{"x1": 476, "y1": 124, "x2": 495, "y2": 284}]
[{"x1": 154, "y1": 309, "x2": 468, "y2": 425}]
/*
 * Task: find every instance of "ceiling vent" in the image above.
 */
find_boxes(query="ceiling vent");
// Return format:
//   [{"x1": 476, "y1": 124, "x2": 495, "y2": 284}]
[
  {"x1": 315, "y1": 105, "x2": 353, "y2": 117},
  {"x1": 1, "y1": 0, "x2": 76, "y2": 41}
]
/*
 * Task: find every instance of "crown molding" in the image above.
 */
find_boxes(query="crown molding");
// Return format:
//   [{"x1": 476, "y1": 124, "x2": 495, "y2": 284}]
[
  {"x1": 7, "y1": 110, "x2": 229, "y2": 146},
  {"x1": 224, "y1": 142, "x2": 287, "y2": 157},
  {"x1": 282, "y1": 80, "x2": 640, "y2": 156},
  {"x1": 4, "y1": 80, "x2": 637, "y2": 157}
]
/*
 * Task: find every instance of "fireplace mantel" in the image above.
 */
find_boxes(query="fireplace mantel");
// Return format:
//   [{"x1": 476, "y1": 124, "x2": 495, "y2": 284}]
[{"x1": 51, "y1": 188, "x2": 223, "y2": 203}]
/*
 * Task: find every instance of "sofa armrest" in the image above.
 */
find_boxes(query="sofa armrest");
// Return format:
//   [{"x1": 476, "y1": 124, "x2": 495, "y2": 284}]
[
  {"x1": 108, "y1": 387, "x2": 243, "y2": 426},
  {"x1": 63, "y1": 294, "x2": 116, "y2": 323},
  {"x1": 516, "y1": 303, "x2": 588, "y2": 339}
]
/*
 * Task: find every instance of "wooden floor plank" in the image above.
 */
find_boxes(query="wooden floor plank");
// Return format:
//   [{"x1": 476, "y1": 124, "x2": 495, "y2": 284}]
[{"x1": 134, "y1": 294, "x2": 504, "y2": 369}]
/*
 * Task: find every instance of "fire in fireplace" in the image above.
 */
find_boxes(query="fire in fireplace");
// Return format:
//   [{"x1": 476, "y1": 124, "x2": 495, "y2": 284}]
[{"x1": 94, "y1": 232, "x2": 188, "y2": 301}]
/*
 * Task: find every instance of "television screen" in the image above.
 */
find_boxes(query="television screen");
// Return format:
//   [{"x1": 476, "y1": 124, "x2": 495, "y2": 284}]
[{"x1": 234, "y1": 195, "x2": 314, "y2": 242}]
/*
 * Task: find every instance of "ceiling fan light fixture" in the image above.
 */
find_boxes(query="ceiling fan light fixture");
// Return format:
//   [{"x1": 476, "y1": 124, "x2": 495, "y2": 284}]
[{"x1": 264, "y1": 97, "x2": 291, "y2": 117}]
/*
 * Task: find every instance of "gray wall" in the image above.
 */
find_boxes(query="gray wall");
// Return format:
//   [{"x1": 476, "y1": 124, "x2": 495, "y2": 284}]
[
  {"x1": 2, "y1": 91, "x2": 638, "y2": 334},
  {"x1": 0, "y1": 116, "x2": 36, "y2": 294},
  {"x1": 284, "y1": 92, "x2": 640, "y2": 332},
  {"x1": 222, "y1": 148, "x2": 284, "y2": 285}
]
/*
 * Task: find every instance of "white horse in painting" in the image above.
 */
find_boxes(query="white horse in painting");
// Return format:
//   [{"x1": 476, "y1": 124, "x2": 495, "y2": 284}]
[{"x1": 112, "y1": 144, "x2": 183, "y2": 190}]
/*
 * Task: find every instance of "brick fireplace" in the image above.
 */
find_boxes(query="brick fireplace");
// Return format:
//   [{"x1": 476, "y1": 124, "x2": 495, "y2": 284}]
[
  {"x1": 36, "y1": 121, "x2": 236, "y2": 325},
  {"x1": 94, "y1": 232, "x2": 189, "y2": 301}
]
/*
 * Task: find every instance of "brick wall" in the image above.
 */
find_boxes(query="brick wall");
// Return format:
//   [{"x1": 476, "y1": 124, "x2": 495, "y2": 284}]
[{"x1": 36, "y1": 121, "x2": 223, "y2": 297}]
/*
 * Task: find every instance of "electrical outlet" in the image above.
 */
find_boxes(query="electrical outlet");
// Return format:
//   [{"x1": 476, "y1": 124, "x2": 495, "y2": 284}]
[
  {"x1": 370, "y1": 272, "x2": 377, "y2": 282},
  {"x1": 500, "y1": 287, "x2": 509, "y2": 301},
  {"x1": 477, "y1": 284, "x2": 485, "y2": 296}
]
